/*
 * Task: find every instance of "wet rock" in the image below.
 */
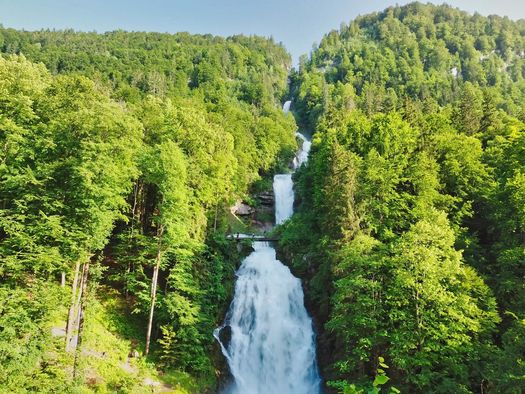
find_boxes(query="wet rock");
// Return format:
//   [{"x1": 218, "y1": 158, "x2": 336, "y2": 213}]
[
  {"x1": 237, "y1": 242, "x2": 255, "y2": 256},
  {"x1": 257, "y1": 191, "x2": 274, "y2": 207},
  {"x1": 250, "y1": 219, "x2": 273, "y2": 233},
  {"x1": 218, "y1": 325, "x2": 232, "y2": 349}
]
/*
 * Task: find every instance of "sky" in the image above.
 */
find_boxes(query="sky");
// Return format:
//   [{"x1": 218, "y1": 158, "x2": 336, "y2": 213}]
[{"x1": 0, "y1": 0, "x2": 524, "y2": 63}]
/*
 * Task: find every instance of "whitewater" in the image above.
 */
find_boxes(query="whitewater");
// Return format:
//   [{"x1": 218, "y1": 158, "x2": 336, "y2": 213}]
[{"x1": 214, "y1": 101, "x2": 321, "y2": 394}]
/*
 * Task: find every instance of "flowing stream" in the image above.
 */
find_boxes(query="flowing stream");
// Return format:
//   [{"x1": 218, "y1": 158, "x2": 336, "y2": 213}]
[{"x1": 214, "y1": 101, "x2": 321, "y2": 393}]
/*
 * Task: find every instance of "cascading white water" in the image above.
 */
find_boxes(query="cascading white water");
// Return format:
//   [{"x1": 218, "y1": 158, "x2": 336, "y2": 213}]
[
  {"x1": 283, "y1": 100, "x2": 292, "y2": 113},
  {"x1": 215, "y1": 111, "x2": 320, "y2": 393},
  {"x1": 295, "y1": 132, "x2": 312, "y2": 168},
  {"x1": 216, "y1": 242, "x2": 320, "y2": 394},
  {"x1": 274, "y1": 174, "x2": 294, "y2": 225}
]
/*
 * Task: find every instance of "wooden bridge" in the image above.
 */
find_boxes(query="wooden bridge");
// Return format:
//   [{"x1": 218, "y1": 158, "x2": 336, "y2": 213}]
[{"x1": 225, "y1": 233, "x2": 279, "y2": 242}]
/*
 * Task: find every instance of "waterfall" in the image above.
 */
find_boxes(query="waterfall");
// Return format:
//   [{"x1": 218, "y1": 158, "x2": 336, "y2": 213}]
[
  {"x1": 283, "y1": 100, "x2": 292, "y2": 113},
  {"x1": 295, "y1": 132, "x2": 311, "y2": 169},
  {"x1": 215, "y1": 113, "x2": 320, "y2": 393},
  {"x1": 273, "y1": 174, "x2": 294, "y2": 225}
]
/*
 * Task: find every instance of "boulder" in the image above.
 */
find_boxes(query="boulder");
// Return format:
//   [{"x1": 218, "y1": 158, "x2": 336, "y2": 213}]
[
  {"x1": 51, "y1": 327, "x2": 66, "y2": 337},
  {"x1": 231, "y1": 201, "x2": 254, "y2": 216}
]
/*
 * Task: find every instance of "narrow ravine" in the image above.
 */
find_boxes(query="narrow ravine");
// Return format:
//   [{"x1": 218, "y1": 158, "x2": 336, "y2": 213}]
[{"x1": 214, "y1": 101, "x2": 321, "y2": 394}]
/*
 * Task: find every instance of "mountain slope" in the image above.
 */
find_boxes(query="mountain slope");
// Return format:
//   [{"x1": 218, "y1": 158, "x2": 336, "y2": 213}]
[{"x1": 282, "y1": 3, "x2": 525, "y2": 393}]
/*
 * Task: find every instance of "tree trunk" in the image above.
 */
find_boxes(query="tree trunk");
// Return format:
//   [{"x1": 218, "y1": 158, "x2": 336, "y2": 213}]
[
  {"x1": 130, "y1": 180, "x2": 140, "y2": 233},
  {"x1": 125, "y1": 180, "x2": 142, "y2": 298},
  {"x1": 145, "y1": 225, "x2": 164, "y2": 356},
  {"x1": 61, "y1": 271, "x2": 66, "y2": 287},
  {"x1": 214, "y1": 203, "x2": 219, "y2": 232},
  {"x1": 65, "y1": 260, "x2": 81, "y2": 351},
  {"x1": 73, "y1": 261, "x2": 90, "y2": 378}
]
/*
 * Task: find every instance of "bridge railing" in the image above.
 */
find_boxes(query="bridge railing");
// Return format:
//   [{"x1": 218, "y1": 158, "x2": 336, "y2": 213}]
[{"x1": 225, "y1": 233, "x2": 279, "y2": 242}]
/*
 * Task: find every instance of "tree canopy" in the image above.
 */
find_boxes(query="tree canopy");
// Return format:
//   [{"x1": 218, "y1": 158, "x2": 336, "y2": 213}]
[
  {"x1": 0, "y1": 27, "x2": 296, "y2": 391},
  {"x1": 280, "y1": 3, "x2": 525, "y2": 393}
]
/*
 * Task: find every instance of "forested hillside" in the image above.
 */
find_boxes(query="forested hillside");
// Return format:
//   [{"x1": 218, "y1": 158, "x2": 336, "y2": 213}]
[
  {"x1": 281, "y1": 3, "x2": 525, "y2": 393},
  {"x1": 0, "y1": 29, "x2": 296, "y2": 392},
  {"x1": 3, "y1": 3, "x2": 525, "y2": 394}
]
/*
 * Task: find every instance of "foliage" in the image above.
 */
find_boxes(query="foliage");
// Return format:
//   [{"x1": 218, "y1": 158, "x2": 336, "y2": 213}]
[
  {"x1": 0, "y1": 26, "x2": 295, "y2": 390},
  {"x1": 281, "y1": 3, "x2": 525, "y2": 393}
]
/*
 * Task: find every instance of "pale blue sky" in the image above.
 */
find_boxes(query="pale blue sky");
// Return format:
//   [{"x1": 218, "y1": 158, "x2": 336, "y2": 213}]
[{"x1": 0, "y1": 0, "x2": 524, "y2": 62}]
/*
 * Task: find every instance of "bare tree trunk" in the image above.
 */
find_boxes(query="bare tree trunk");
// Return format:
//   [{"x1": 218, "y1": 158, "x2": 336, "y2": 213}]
[
  {"x1": 145, "y1": 253, "x2": 160, "y2": 355},
  {"x1": 65, "y1": 260, "x2": 81, "y2": 351},
  {"x1": 73, "y1": 264, "x2": 87, "y2": 340},
  {"x1": 145, "y1": 225, "x2": 164, "y2": 356},
  {"x1": 73, "y1": 261, "x2": 90, "y2": 378},
  {"x1": 61, "y1": 272, "x2": 66, "y2": 287}
]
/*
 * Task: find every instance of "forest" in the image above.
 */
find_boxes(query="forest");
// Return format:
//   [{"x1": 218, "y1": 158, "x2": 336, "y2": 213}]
[
  {"x1": 281, "y1": 2, "x2": 525, "y2": 393},
  {"x1": 0, "y1": 27, "x2": 297, "y2": 392},
  {"x1": 1, "y1": 2, "x2": 525, "y2": 394}
]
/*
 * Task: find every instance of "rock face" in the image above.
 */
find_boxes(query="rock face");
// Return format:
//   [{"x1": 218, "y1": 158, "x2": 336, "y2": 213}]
[
  {"x1": 231, "y1": 201, "x2": 254, "y2": 216},
  {"x1": 218, "y1": 325, "x2": 232, "y2": 349},
  {"x1": 215, "y1": 325, "x2": 235, "y2": 393},
  {"x1": 229, "y1": 191, "x2": 275, "y2": 233},
  {"x1": 251, "y1": 219, "x2": 273, "y2": 233},
  {"x1": 257, "y1": 191, "x2": 274, "y2": 207}
]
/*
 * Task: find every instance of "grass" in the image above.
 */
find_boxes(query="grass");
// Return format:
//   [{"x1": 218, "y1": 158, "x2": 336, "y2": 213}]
[
  {"x1": 70, "y1": 286, "x2": 211, "y2": 393},
  {"x1": 160, "y1": 369, "x2": 216, "y2": 394},
  {"x1": 224, "y1": 210, "x2": 250, "y2": 234}
]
